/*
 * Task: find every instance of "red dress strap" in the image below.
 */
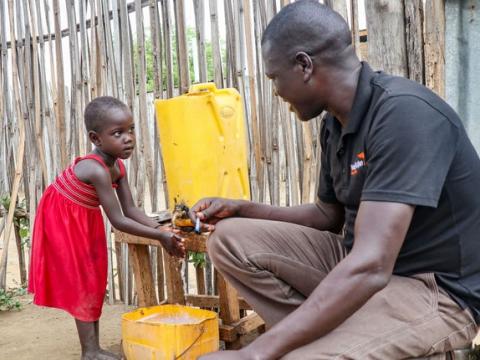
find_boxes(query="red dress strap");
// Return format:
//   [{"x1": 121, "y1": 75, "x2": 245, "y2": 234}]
[
  {"x1": 117, "y1": 159, "x2": 126, "y2": 180},
  {"x1": 81, "y1": 154, "x2": 110, "y2": 173},
  {"x1": 79, "y1": 154, "x2": 124, "y2": 188}
]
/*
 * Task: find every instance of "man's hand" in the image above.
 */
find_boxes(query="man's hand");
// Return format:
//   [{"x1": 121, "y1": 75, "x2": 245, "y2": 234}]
[{"x1": 189, "y1": 197, "x2": 242, "y2": 231}]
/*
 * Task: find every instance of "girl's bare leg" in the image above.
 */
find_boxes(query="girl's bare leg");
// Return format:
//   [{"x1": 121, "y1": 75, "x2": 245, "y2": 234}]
[{"x1": 75, "y1": 319, "x2": 120, "y2": 359}]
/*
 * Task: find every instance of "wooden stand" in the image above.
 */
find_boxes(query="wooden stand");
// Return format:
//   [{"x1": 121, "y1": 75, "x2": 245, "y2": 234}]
[{"x1": 114, "y1": 229, "x2": 265, "y2": 348}]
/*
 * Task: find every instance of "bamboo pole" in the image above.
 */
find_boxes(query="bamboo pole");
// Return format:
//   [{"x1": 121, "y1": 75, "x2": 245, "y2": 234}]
[
  {"x1": 66, "y1": 0, "x2": 81, "y2": 158},
  {"x1": 404, "y1": 0, "x2": 424, "y2": 84},
  {"x1": 350, "y1": 0, "x2": 361, "y2": 60},
  {"x1": 135, "y1": 0, "x2": 155, "y2": 209},
  {"x1": 193, "y1": 0, "x2": 207, "y2": 83},
  {"x1": 162, "y1": 0, "x2": 174, "y2": 99},
  {"x1": 424, "y1": 0, "x2": 445, "y2": 97},
  {"x1": 42, "y1": 0, "x2": 58, "y2": 179},
  {"x1": 208, "y1": 0, "x2": 224, "y2": 88},
  {"x1": 243, "y1": 0, "x2": 263, "y2": 202},
  {"x1": 0, "y1": 0, "x2": 27, "y2": 290},
  {"x1": 28, "y1": 0, "x2": 48, "y2": 186},
  {"x1": 173, "y1": 0, "x2": 189, "y2": 94},
  {"x1": 52, "y1": 0, "x2": 67, "y2": 169},
  {"x1": 365, "y1": 0, "x2": 408, "y2": 77}
]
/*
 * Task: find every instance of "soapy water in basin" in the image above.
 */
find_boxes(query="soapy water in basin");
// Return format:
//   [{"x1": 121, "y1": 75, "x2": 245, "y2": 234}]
[{"x1": 138, "y1": 313, "x2": 202, "y2": 325}]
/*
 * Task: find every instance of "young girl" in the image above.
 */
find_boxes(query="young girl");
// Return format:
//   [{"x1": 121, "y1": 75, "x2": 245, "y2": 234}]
[{"x1": 28, "y1": 96, "x2": 185, "y2": 360}]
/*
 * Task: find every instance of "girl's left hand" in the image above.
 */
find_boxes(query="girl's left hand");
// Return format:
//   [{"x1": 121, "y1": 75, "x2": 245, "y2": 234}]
[{"x1": 159, "y1": 231, "x2": 186, "y2": 258}]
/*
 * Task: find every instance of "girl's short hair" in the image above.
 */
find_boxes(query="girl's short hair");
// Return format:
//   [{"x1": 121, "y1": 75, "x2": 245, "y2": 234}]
[{"x1": 84, "y1": 96, "x2": 130, "y2": 132}]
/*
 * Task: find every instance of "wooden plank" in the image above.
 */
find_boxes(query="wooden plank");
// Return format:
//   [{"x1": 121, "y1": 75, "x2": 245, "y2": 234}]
[
  {"x1": 217, "y1": 273, "x2": 240, "y2": 325},
  {"x1": 365, "y1": 0, "x2": 407, "y2": 77},
  {"x1": 162, "y1": 0, "x2": 174, "y2": 98},
  {"x1": 326, "y1": 0, "x2": 348, "y2": 20},
  {"x1": 115, "y1": 241, "x2": 125, "y2": 302},
  {"x1": 243, "y1": 0, "x2": 263, "y2": 203},
  {"x1": 219, "y1": 313, "x2": 264, "y2": 343},
  {"x1": 0, "y1": 0, "x2": 27, "y2": 289},
  {"x1": 115, "y1": 229, "x2": 208, "y2": 253},
  {"x1": 424, "y1": 0, "x2": 445, "y2": 97},
  {"x1": 185, "y1": 294, "x2": 252, "y2": 310},
  {"x1": 208, "y1": 0, "x2": 224, "y2": 87},
  {"x1": 234, "y1": 312, "x2": 264, "y2": 335},
  {"x1": 52, "y1": 0, "x2": 66, "y2": 169},
  {"x1": 128, "y1": 243, "x2": 158, "y2": 307},
  {"x1": 350, "y1": 0, "x2": 362, "y2": 60},
  {"x1": 28, "y1": 0, "x2": 48, "y2": 185},
  {"x1": 134, "y1": 0, "x2": 155, "y2": 208},
  {"x1": 193, "y1": 0, "x2": 207, "y2": 83},
  {"x1": 404, "y1": 0, "x2": 424, "y2": 84},
  {"x1": 173, "y1": 0, "x2": 189, "y2": 94},
  {"x1": 219, "y1": 324, "x2": 238, "y2": 343},
  {"x1": 195, "y1": 265, "x2": 206, "y2": 295},
  {"x1": 164, "y1": 252, "x2": 185, "y2": 304},
  {"x1": 156, "y1": 247, "x2": 165, "y2": 302}
]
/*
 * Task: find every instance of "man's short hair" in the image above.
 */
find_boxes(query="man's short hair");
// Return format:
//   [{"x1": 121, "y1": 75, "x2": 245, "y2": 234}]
[
  {"x1": 261, "y1": 0, "x2": 352, "y2": 64},
  {"x1": 84, "y1": 96, "x2": 130, "y2": 132}
]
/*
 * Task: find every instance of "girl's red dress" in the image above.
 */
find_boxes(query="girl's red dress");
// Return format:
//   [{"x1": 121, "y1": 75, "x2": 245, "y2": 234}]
[{"x1": 28, "y1": 154, "x2": 125, "y2": 321}]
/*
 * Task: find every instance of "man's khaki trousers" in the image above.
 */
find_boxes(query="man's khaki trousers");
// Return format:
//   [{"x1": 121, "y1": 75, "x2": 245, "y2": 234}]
[{"x1": 208, "y1": 218, "x2": 477, "y2": 359}]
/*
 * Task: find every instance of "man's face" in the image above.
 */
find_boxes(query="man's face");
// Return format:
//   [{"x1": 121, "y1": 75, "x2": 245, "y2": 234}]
[{"x1": 262, "y1": 42, "x2": 325, "y2": 121}]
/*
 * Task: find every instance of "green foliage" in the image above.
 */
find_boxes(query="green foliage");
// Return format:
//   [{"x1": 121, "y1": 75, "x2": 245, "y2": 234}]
[
  {"x1": 133, "y1": 27, "x2": 226, "y2": 94},
  {"x1": 188, "y1": 251, "x2": 205, "y2": 268},
  {"x1": 470, "y1": 344, "x2": 480, "y2": 360},
  {"x1": 0, "y1": 287, "x2": 26, "y2": 311},
  {"x1": 0, "y1": 194, "x2": 30, "y2": 248}
]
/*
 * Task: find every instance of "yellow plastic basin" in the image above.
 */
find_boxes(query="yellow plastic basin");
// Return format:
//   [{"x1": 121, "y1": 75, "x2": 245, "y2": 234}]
[{"x1": 122, "y1": 305, "x2": 219, "y2": 360}]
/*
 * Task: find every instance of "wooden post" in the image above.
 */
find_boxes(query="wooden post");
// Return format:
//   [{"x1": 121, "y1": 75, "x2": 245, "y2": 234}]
[
  {"x1": 115, "y1": 241, "x2": 125, "y2": 302},
  {"x1": 162, "y1": 0, "x2": 174, "y2": 98},
  {"x1": 128, "y1": 243, "x2": 158, "y2": 307},
  {"x1": 209, "y1": 0, "x2": 224, "y2": 87},
  {"x1": 0, "y1": 0, "x2": 27, "y2": 290},
  {"x1": 325, "y1": 0, "x2": 348, "y2": 20},
  {"x1": 365, "y1": 0, "x2": 408, "y2": 77},
  {"x1": 404, "y1": 0, "x2": 425, "y2": 84},
  {"x1": 173, "y1": 0, "x2": 189, "y2": 94},
  {"x1": 156, "y1": 248, "x2": 165, "y2": 302},
  {"x1": 424, "y1": 0, "x2": 445, "y2": 97},
  {"x1": 164, "y1": 253, "x2": 186, "y2": 304},
  {"x1": 52, "y1": 0, "x2": 66, "y2": 169},
  {"x1": 195, "y1": 264, "x2": 206, "y2": 295},
  {"x1": 217, "y1": 273, "x2": 241, "y2": 349}
]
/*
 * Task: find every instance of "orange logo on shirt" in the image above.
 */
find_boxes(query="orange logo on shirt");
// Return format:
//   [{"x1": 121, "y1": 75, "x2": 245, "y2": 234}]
[{"x1": 350, "y1": 152, "x2": 366, "y2": 175}]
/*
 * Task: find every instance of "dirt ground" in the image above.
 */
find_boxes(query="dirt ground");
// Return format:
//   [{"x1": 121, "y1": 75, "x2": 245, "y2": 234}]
[{"x1": 0, "y1": 294, "x2": 131, "y2": 359}]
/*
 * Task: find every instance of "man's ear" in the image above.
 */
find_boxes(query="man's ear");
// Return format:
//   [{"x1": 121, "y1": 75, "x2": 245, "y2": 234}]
[
  {"x1": 295, "y1": 52, "x2": 313, "y2": 82},
  {"x1": 88, "y1": 130, "x2": 101, "y2": 146}
]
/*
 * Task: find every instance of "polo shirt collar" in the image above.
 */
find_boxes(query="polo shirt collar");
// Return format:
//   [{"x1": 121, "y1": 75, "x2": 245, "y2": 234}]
[{"x1": 342, "y1": 61, "x2": 376, "y2": 136}]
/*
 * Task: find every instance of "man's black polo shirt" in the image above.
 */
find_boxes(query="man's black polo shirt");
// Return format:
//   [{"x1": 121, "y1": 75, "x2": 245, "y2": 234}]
[{"x1": 318, "y1": 62, "x2": 480, "y2": 323}]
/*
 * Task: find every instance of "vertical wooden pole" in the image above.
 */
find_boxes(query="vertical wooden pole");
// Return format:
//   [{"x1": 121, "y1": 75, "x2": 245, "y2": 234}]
[
  {"x1": 209, "y1": 0, "x2": 224, "y2": 87},
  {"x1": 424, "y1": 0, "x2": 445, "y2": 97},
  {"x1": 52, "y1": 0, "x2": 66, "y2": 169},
  {"x1": 173, "y1": 0, "x2": 189, "y2": 94},
  {"x1": 365, "y1": 0, "x2": 408, "y2": 77}
]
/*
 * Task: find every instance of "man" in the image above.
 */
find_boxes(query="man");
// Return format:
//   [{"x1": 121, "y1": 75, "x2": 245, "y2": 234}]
[{"x1": 192, "y1": 1, "x2": 480, "y2": 359}]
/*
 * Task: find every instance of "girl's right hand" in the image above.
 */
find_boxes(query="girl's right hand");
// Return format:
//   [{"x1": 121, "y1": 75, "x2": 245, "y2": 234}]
[{"x1": 160, "y1": 232, "x2": 186, "y2": 258}]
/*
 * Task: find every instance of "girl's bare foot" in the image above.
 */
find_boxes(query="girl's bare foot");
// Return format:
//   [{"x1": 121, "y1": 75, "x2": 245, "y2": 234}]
[{"x1": 82, "y1": 348, "x2": 121, "y2": 360}]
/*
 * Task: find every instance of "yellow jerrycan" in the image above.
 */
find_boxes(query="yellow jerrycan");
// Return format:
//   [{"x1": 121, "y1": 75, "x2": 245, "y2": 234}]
[
  {"x1": 154, "y1": 83, "x2": 250, "y2": 209},
  {"x1": 122, "y1": 304, "x2": 219, "y2": 359}
]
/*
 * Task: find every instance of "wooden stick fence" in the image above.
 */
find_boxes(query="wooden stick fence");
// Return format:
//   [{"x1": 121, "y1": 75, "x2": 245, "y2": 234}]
[{"x1": 0, "y1": 0, "x2": 446, "y2": 302}]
